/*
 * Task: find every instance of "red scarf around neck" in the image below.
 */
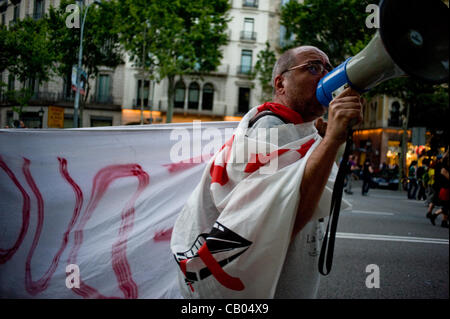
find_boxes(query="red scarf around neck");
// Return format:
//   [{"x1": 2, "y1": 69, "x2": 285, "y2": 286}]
[{"x1": 256, "y1": 102, "x2": 304, "y2": 125}]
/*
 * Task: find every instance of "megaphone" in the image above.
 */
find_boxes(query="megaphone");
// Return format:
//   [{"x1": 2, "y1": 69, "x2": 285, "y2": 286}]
[{"x1": 316, "y1": 0, "x2": 449, "y2": 106}]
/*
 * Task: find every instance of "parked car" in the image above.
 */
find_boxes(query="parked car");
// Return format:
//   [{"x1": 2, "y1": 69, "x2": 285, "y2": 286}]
[{"x1": 371, "y1": 169, "x2": 399, "y2": 190}]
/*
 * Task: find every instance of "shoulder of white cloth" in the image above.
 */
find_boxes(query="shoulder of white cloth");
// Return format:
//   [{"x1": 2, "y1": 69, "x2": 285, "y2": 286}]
[{"x1": 246, "y1": 115, "x2": 285, "y2": 139}]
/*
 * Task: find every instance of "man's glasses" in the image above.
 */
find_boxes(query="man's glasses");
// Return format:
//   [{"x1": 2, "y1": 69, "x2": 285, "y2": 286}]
[{"x1": 280, "y1": 61, "x2": 333, "y2": 77}]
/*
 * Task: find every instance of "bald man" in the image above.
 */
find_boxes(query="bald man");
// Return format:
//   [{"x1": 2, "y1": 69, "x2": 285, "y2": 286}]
[
  {"x1": 171, "y1": 46, "x2": 362, "y2": 298},
  {"x1": 269, "y1": 46, "x2": 362, "y2": 238}
]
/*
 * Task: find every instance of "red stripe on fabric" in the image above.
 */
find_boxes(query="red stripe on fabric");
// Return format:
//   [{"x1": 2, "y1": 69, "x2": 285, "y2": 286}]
[
  {"x1": 244, "y1": 149, "x2": 290, "y2": 173},
  {"x1": 23, "y1": 157, "x2": 47, "y2": 296},
  {"x1": 256, "y1": 102, "x2": 304, "y2": 125},
  {"x1": 0, "y1": 156, "x2": 30, "y2": 264},
  {"x1": 24, "y1": 158, "x2": 85, "y2": 296},
  {"x1": 210, "y1": 164, "x2": 229, "y2": 186},
  {"x1": 153, "y1": 228, "x2": 173, "y2": 242},
  {"x1": 296, "y1": 138, "x2": 315, "y2": 157},
  {"x1": 68, "y1": 164, "x2": 149, "y2": 299},
  {"x1": 197, "y1": 243, "x2": 245, "y2": 291},
  {"x1": 210, "y1": 135, "x2": 235, "y2": 186},
  {"x1": 179, "y1": 259, "x2": 188, "y2": 275}
]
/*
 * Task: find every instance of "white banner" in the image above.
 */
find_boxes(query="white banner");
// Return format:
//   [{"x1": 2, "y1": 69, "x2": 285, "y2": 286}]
[{"x1": 0, "y1": 122, "x2": 237, "y2": 298}]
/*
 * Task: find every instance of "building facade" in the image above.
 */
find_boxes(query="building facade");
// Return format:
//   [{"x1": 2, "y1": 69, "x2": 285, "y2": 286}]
[
  {"x1": 1, "y1": 0, "x2": 291, "y2": 128},
  {"x1": 122, "y1": 0, "x2": 288, "y2": 124},
  {"x1": 0, "y1": 0, "x2": 123, "y2": 128}
]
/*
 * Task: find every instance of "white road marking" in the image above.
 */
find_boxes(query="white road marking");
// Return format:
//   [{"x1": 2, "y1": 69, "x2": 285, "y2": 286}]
[
  {"x1": 336, "y1": 232, "x2": 449, "y2": 245},
  {"x1": 346, "y1": 210, "x2": 395, "y2": 216}
]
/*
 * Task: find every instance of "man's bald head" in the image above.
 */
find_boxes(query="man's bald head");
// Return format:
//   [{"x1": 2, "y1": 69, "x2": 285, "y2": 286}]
[
  {"x1": 271, "y1": 46, "x2": 328, "y2": 92},
  {"x1": 271, "y1": 45, "x2": 331, "y2": 122}
]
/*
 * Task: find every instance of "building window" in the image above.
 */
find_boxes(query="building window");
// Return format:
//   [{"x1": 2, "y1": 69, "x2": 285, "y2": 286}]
[
  {"x1": 13, "y1": 3, "x2": 20, "y2": 22},
  {"x1": 8, "y1": 74, "x2": 15, "y2": 91},
  {"x1": 188, "y1": 82, "x2": 200, "y2": 110},
  {"x1": 136, "y1": 79, "x2": 150, "y2": 107},
  {"x1": 174, "y1": 81, "x2": 185, "y2": 109},
  {"x1": 241, "y1": 18, "x2": 256, "y2": 41},
  {"x1": 238, "y1": 87, "x2": 250, "y2": 114},
  {"x1": 34, "y1": 0, "x2": 45, "y2": 20},
  {"x1": 21, "y1": 111, "x2": 41, "y2": 128},
  {"x1": 96, "y1": 74, "x2": 110, "y2": 103},
  {"x1": 239, "y1": 50, "x2": 252, "y2": 75},
  {"x1": 90, "y1": 116, "x2": 113, "y2": 127},
  {"x1": 242, "y1": 0, "x2": 258, "y2": 8},
  {"x1": 369, "y1": 101, "x2": 377, "y2": 127},
  {"x1": 202, "y1": 83, "x2": 214, "y2": 111},
  {"x1": 6, "y1": 111, "x2": 14, "y2": 127},
  {"x1": 389, "y1": 101, "x2": 401, "y2": 127},
  {"x1": 0, "y1": 0, "x2": 7, "y2": 24},
  {"x1": 279, "y1": 25, "x2": 295, "y2": 48}
]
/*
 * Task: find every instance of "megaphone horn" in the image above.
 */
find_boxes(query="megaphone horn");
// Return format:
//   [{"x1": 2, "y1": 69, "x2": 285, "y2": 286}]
[{"x1": 316, "y1": 0, "x2": 449, "y2": 106}]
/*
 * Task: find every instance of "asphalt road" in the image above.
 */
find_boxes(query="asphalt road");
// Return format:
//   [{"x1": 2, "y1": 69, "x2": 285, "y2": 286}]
[{"x1": 317, "y1": 180, "x2": 449, "y2": 299}]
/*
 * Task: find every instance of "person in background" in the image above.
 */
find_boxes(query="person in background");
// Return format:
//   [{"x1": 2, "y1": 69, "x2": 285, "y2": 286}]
[
  {"x1": 416, "y1": 162, "x2": 428, "y2": 201},
  {"x1": 361, "y1": 159, "x2": 374, "y2": 196},
  {"x1": 344, "y1": 155, "x2": 357, "y2": 195},
  {"x1": 407, "y1": 161, "x2": 418, "y2": 199},
  {"x1": 428, "y1": 150, "x2": 449, "y2": 228},
  {"x1": 425, "y1": 161, "x2": 436, "y2": 206}
]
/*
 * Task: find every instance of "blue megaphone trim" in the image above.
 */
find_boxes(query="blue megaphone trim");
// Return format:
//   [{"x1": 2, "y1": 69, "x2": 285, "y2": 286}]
[{"x1": 316, "y1": 57, "x2": 354, "y2": 106}]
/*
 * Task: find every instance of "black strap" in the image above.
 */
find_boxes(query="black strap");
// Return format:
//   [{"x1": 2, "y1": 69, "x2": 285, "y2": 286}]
[
  {"x1": 318, "y1": 128, "x2": 353, "y2": 276},
  {"x1": 248, "y1": 110, "x2": 288, "y2": 128}
]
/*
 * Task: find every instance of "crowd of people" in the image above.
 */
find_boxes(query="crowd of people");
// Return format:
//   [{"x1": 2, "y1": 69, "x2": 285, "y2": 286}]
[
  {"x1": 423, "y1": 151, "x2": 450, "y2": 228},
  {"x1": 342, "y1": 150, "x2": 449, "y2": 229},
  {"x1": 404, "y1": 151, "x2": 449, "y2": 228}
]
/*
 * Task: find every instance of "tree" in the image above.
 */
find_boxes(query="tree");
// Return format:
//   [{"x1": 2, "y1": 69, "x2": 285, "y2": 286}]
[
  {"x1": 280, "y1": 0, "x2": 374, "y2": 66},
  {"x1": 252, "y1": 42, "x2": 277, "y2": 103},
  {"x1": 1, "y1": 17, "x2": 55, "y2": 119},
  {"x1": 0, "y1": 25, "x2": 14, "y2": 74},
  {"x1": 115, "y1": 0, "x2": 231, "y2": 123},
  {"x1": 46, "y1": 0, "x2": 123, "y2": 124}
]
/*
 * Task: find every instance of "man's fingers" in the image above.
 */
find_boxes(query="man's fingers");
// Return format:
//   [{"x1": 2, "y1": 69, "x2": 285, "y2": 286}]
[
  {"x1": 330, "y1": 101, "x2": 361, "y2": 110},
  {"x1": 330, "y1": 95, "x2": 361, "y2": 105},
  {"x1": 337, "y1": 86, "x2": 360, "y2": 98}
]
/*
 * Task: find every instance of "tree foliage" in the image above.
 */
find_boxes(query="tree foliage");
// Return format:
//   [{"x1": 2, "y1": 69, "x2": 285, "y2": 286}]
[
  {"x1": 280, "y1": 0, "x2": 374, "y2": 66},
  {"x1": 252, "y1": 42, "x2": 277, "y2": 103},
  {"x1": 45, "y1": 0, "x2": 123, "y2": 100},
  {"x1": 114, "y1": 0, "x2": 231, "y2": 122},
  {"x1": 1, "y1": 17, "x2": 55, "y2": 87},
  {"x1": 281, "y1": 0, "x2": 448, "y2": 137},
  {"x1": 0, "y1": 17, "x2": 55, "y2": 118}
]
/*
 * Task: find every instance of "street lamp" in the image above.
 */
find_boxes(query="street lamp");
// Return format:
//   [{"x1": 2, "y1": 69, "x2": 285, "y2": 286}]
[{"x1": 73, "y1": 0, "x2": 102, "y2": 128}]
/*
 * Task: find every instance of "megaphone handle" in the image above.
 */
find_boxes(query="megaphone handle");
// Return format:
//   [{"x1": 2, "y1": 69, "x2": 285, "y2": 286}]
[{"x1": 319, "y1": 127, "x2": 353, "y2": 275}]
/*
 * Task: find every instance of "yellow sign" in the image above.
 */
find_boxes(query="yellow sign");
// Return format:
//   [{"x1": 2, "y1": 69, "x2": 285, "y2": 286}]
[{"x1": 47, "y1": 106, "x2": 65, "y2": 128}]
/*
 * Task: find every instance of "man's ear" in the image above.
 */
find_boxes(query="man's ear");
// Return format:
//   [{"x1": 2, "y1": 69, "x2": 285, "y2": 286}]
[{"x1": 273, "y1": 74, "x2": 285, "y2": 95}]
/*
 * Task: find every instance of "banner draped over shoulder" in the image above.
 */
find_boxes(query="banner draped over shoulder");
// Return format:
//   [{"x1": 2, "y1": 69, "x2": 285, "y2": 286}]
[
  {"x1": 170, "y1": 106, "x2": 348, "y2": 298},
  {"x1": 0, "y1": 122, "x2": 237, "y2": 298}
]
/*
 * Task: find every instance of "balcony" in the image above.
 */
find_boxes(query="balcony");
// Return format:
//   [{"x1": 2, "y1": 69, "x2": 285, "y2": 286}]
[
  {"x1": 27, "y1": 12, "x2": 45, "y2": 20},
  {"x1": 236, "y1": 65, "x2": 253, "y2": 76},
  {"x1": 0, "y1": 91, "x2": 120, "y2": 111},
  {"x1": 90, "y1": 94, "x2": 116, "y2": 105},
  {"x1": 240, "y1": 31, "x2": 257, "y2": 42},
  {"x1": 132, "y1": 98, "x2": 150, "y2": 109},
  {"x1": 242, "y1": 0, "x2": 258, "y2": 9},
  {"x1": 210, "y1": 64, "x2": 229, "y2": 76},
  {"x1": 190, "y1": 64, "x2": 229, "y2": 77}
]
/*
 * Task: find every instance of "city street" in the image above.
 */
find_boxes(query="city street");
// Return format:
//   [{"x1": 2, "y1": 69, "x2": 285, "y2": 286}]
[{"x1": 317, "y1": 180, "x2": 449, "y2": 299}]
